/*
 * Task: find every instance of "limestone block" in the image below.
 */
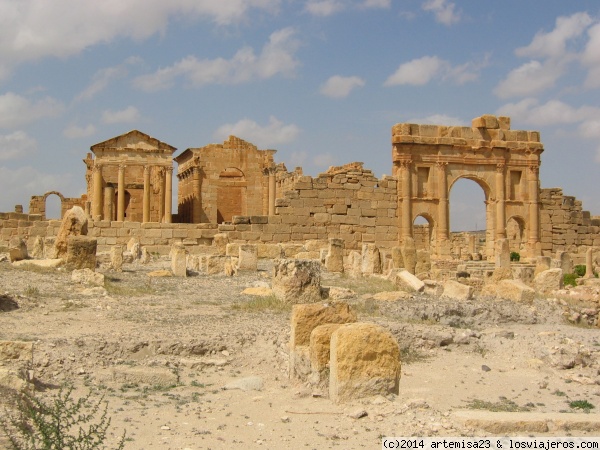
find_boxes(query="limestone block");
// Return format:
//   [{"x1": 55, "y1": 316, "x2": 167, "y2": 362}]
[
  {"x1": 212, "y1": 233, "x2": 229, "y2": 256},
  {"x1": 371, "y1": 291, "x2": 411, "y2": 301},
  {"x1": 391, "y1": 269, "x2": 425, "y2": 293},
  {"x1": 71, "y1": 268, "x2": 105, "y2": 286},
  {"x1": 258, "y1": 243, "x2": 283, "y2": 259},
  {"x1": 289, "y1": 302, "x2": 356, "y2": 381},
  {"x1": 310, "y1": 323, "x2": 343, "y2": 374},
  {"x1": 496, "y1": 279, "x2": 535, "y2": 302},
  {"x1": 8, "y1": 237, "x2": 28, "y2": 262},
  {"x1": 272, "y1": 259, "x2": 322, "y2": 304},
  {"x1": 415, "y1": 249, "x2": 431, "y2": 275},
  {"x1": 442, "y1": 280, "x2": 473, "y2": 301},
  {"x1": 392, "y1": 246, "x2": 404, "y2": 269},
  {"x1": 401, "y1": 237, "x2": 417, "y2": 274},
  {"x1": 206, "y1": 255, "x2": 229, "y2": 275},
  {"x1": 534, "y1": 268, "x2": 563, "y2": 294},
  {"x1": 43, "y1": 237, "x2": 57, "y2": 259},
  {"x1": 0, "y1": 341, "x2": 33, "y2": 361},
  {"x1": 65, "y1": 236, "x2": 97, "y2": 271},
  {"x1": 237, "y1": 244, "x2": 258, "y2": 271},
  {"x1": 29, "y1": 236, "x2": 44, "y2": 259},
  {"x1": 534, "y1": 256, "x2": 552, "y2": 277},
  {"x1": 329, "y1": 323, "x2": 401, "y2": 403},
  {"x1": 54, "y1": 206, "x2": 88, "y2": 259},
  {"x1": 325, "y1": 238, "x2": 344, "y2": 273},
  {"x1": 110, "y1": 245, "x2": 124, "y2": 271},
  {"x1": 512, "y1": 266, "x2": 534, "y2": 284},
  {"x1": 13, "y1": 259, "x2": 62, "y2": 269},
  {"x1": 171, "y1": 244, "x2": 187, "y2": 277},
  {"x1": 361, "y1": 243, "x2": 381, "y2": 275},
  {"x1": 495, "y1": 238, "x2": 510, "y2": 268}
]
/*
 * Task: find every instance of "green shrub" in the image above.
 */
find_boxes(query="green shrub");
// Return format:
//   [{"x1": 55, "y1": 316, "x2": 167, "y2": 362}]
[
  {"x1": 569, "y1": 399, "x2": 595, "y2": 411},
  {"x1": 510, "y1": 252, "x2": 520, "y2": 262},
  {"x1": 563, "y1": 273, "x2": 578, "y2": 287},
  {"x1": 0, "y1": 385, "x2": 125, "y2": 449},
  {"x1": 574, "y1": 265, "x2": 587, "y2": 277}
]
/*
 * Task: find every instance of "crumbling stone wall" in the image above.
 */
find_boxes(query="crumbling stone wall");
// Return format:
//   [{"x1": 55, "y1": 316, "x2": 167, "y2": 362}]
[
  {"x1": 540, "y1": 188, "x2": 600, "y2": 257},
  {"x1": 28, "y1": 191, "x2": 85, "y2": 220}
]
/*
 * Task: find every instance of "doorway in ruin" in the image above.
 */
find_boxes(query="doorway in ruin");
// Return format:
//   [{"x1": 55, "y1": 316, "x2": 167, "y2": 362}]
[
  {"x1": 44, "y1": 192, "x2": 63, "y2": 220},
  {"x1": 216, "y1": 167, "x2": 245, "y2": 224},
  {"x1": 413, "y1": 214, "x2": 434, "y2": 252},
  {"x1": 449, "y1": 177, "x2": 489, "y2": 260},
  {"x1": 507, "y1": 216, "x2": 525, "y2": 253}
]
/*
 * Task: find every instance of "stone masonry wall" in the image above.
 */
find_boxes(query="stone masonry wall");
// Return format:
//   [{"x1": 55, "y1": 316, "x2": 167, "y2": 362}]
[
  {"x1": 0, "y1": 212, "x2": 218, "y2": 255},
  {"x1": 540, "y1": 188, "x2": 600, "y2": 257},
  {"x1": 219, "y1": 163, "x2": 399, "y2": 251}
]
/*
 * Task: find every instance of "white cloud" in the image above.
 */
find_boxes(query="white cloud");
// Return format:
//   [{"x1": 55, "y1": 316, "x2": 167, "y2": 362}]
[
  {"x1": 313, "y1": 153, "x2": 335, "y2": 168},
  {"x1": 0, "y1": 165, "x2": 74, "y2": 211},
  {"x1": 582, "y1": 23, "x2": 600, "y2": 88},
  {"x1": 516, "y1": 12, "x2": 592, "y2": 59},
  {"x1": 133, "y1": 28, "x2": 300, "y2": 91},
  {"x1": 406, "y1": 114, "x2": 466, "y2": 126},
  {"x1": 496, "y1": 98, "x2": 600, "y2": 127},
  {"x1": 361, "y1": 0, "x2": 390, "y2": 8},
  {"x1": 320, "y1": 75, "x2": 365, "y2": 98},
  {"x1": 0, "y1": 92, "x2": 64, "y2": 128},
  {"x1": 493, "y1": 59, "x2": 568, "y2": 99},
  {"x1": 421, "y1": 0, "x2": 460, "y2": 26},
  {"x1": 384, "y1": 55, "x2": 484, "y2": 86},
  {"x1": 102, "y1": 106, "x2": 140, "y2": 124},
  {"x1": 76, "y1": 57, "x2": 141, "y2": 102},
  {"x1": 0, "y1": 131, "x2": 37, "y2": 161},
  {"x1": 0, "y1": 1, "x2": 281, "y2": 79},
  {"x1": 214, "y1": 116, "x2": 300, "y2": 147},
  {"x1": 289, "y1": 151, "x2": 307, "y2": 168},
  {"x1": 305, "y1": 0, "x2": 344, "y2": 16},
  {"x1": 63, "y1": 124, "x2": 96, "y2": 139}
]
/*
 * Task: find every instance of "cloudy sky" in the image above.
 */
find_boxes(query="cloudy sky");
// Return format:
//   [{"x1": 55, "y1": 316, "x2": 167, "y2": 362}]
[{"x1": 1, "y1": 0, "x2": 599, "y2": 231}]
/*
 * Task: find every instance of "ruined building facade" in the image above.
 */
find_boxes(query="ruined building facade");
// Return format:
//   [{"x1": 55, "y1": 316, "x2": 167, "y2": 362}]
[{"x1": 3, "y1": 115, "x2": 599, "y2": 262}]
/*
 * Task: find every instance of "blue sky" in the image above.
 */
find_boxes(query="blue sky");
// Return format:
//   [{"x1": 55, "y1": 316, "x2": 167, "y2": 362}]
[{"x1": 1, "y1": 0, "x2": 600, "y2": 231}]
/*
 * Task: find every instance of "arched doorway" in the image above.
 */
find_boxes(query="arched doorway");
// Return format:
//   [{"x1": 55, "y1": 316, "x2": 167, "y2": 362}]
[
  {"x1": 507, "y1": 216, "x2": 526, "y2": 253},
  {"x1": 413, "y1": 214, "x2": 434, "y2": 252},
  {"x1": 449, "y1": 177, "x2": 489, "y2": 260},
  {"x1": 45, "y1": 193, "x2": 62, "y2": 219}
]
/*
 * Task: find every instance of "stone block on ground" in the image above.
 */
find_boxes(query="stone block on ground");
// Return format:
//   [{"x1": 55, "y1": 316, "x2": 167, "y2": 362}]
[
  {"x1": 237, "y1": 244, "x2": 258, "y2": 271},
  {"x1": 171, "y1": 243, "x2": 187, "y2": 277},
  {"x1": 534, "y1": 268, "x2": 563, "y2": 294},
  {"x1": 110, "y1": 245, "x2": 124, "y2": 271},
  {"x1": 8, "y1": 237, "x2": 28, "y2": 262},
  {"x1": 29, "y1": 236, "x2": 44, "y2": 259},
  {"x1": 495, "y1": 238, "x2": 510, "y2": 268},
  {"x1": 390, "y1": 269, "x2": 425, "y2": 293},
  {"x1": 54, "y1": 206, "x2": 88, "y2": 259},
  {"x1": 324, "y1": 238, "x2": 344, "y2": 273},
  {"x1": 0, "y1": 341, "x2": 33, "y2": 361},
  {"x1": 212, "y1": 233, "x2": 229, "y2": 256},
  {"x1": 272, "y1": 259, "x2": 322, "y2": 304},
  {"x1": 415, "y1": 249, "x2": 431, "y2": 275},
  {"x1": 441, "y1": 280, "x2": 473, "y2": 301},
  {"x1": 71, "y1": 268, "x2": 105, "y2": 286},
  {"x1": 65, "y1": 236, "x2": 97, "y2": 270},
  {"x1": 329, "y1": 322, "x2": 401, "y2": 403},
  {"x1": 290, "y1": 302, "x2": 356, "y2": 381},
  {"x1": 309, "y1": 323, "x2": 343, "y2": 387},
  {"x1": 206, "y1": 255, "x2": 230, "y2": 275},
  {"x1": 496, "y1": 279, "x2": 535, "y2": 302},
  {"x1": 361, "y1": 244, "x2": 381, "y2": 275},
  {"x1": 401, "y1": 237, "x2": 417, "y2": 274}
]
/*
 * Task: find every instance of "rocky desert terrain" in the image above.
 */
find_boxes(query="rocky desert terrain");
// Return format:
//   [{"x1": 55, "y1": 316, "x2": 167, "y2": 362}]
[{"x1": 1, "y1": 256, "x2": 600, "y2": 449}]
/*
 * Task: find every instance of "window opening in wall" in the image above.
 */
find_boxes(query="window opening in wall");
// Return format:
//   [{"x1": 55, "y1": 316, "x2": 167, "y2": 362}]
[{"x1": 45, "y1": 194, "x2": 62, "y2": 219}]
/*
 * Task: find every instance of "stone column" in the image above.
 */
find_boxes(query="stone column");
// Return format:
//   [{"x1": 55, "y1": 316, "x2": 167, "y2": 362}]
[
  {"x1": 485, "y1": 200, "x2": 495, "y2": 260},
  {"x1": 268, "y1": 169, "x2": 276, "y2": 216},
  {"x1": 165, "y1": 167, "x2": 173, "y2": 223},
  {"x1": 495, "y1": 163, "x2": 506, "y2": 239},
  {"x1": 399, "y1": 160, "x2": 412, "y2": 240},
  {"x1": 528, "y1": 164, "x2": 540, "y2": 253},
  {"x1": 117, "y1": 164, "x2": 125, "y2": 221},
  {"x1": 192, "y1": 166, "x2": 202, "y2": 224},
  {"x1": 143, "y1": 165, "x2": 151, "y2": 223},
  {"x1": 436, "y1": 162, "x2": 449, "y2": 257},
  {"x1": 104, "y1": 185, "x2": 115, "y2": 221},
  {"x1": 92, "y1": 163, "x2": 103, "y2": 220}
]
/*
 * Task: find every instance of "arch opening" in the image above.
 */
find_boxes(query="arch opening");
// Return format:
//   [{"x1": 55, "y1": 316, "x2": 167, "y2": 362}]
[
  {"x1": 449, "y1": 177, "x2": 488, "y2": 260},
  {"x1": 45, "y1": 193, "x2": 62, "y2": 220},
  {"x1": 413, "y1": 214, "x2": 434, "y2": 253}
]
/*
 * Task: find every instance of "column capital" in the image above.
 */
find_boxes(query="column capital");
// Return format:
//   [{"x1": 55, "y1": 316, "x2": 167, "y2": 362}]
[
  {"x1": 165, "y1": 166, "x2": 174, "y2": 174},
  {"x1": 496, "y1": 163, "x2": 505, "y2": 173},
  {"x1": 144, "y1": 165, "x2": 151, "y2": 175},
  {"x1": 436, "y1": 160, "x2": 448, "y2": 168},
  {"x1": 398, "y1": 159, "x2": 412, "y2": 169},
  {"x1": 528, "y1": 164, "x2": 539, "y2": 175},
  {"x1": 93, "y1": 163, "x2": 103, "y2": 173}
]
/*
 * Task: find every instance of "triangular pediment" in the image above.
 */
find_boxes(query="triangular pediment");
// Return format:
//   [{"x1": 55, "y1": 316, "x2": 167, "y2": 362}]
[{"x1": 91, "y1": 130, "x2": 176, "y2": 155}]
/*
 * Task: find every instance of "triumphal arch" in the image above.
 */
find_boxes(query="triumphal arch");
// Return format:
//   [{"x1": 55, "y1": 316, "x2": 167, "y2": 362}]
[{"x1": 392, "y1": 114, "x2": 543, "y2": 260}]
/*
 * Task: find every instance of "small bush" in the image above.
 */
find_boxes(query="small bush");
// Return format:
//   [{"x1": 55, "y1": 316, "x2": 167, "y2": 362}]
[
  {"x1": 0, "y1": 385, "x2": 126, "y2": 449},
  {"x1": 563, "y1": 273, "x2": 578, "y2": 287},
  {"x1": 510, "y1": 252, "x2": 520, "y2": 262},
  {"x1": 569, "y1": 399, "x2": 595, "y2": 412},
  {"x1": 574, "y1": 265, "x2": 587, "y2": 277}
]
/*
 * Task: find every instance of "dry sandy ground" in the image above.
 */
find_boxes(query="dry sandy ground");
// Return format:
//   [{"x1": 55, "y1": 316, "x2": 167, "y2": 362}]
[{"x1": 1, "y1": 257, "x2": 600, "y2": 449}]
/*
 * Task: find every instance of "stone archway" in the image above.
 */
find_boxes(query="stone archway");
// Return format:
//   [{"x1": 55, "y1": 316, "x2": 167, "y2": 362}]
[
  {"x1": 392, "y1": 114, "x2": 543, "y2": 259},
  {"x1": 29, "y1": 191, "x2": 67, "y2": 220},
  {"x1": 507, "y1": 215, "x2": 526, "y2": 253},
  {"x1": 412, "y1": 213, "x2": 435, "y2": 253}
]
